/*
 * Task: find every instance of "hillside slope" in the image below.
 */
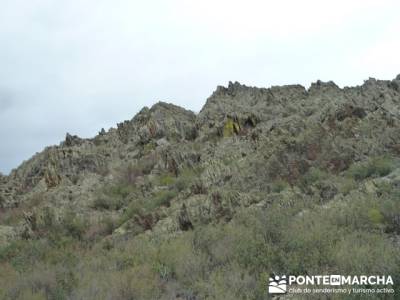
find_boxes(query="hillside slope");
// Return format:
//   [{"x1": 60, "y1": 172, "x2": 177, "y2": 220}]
[{"x1": 0, "y1": 76, "x2": 400, "y2": 299}]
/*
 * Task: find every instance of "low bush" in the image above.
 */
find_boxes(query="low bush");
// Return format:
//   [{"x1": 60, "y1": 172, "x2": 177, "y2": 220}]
[
  {"x1": 175, "y1": 167, "x2": 204, "y2": 193},
  {"x1": 92, "y1": 184, "x2": 137, "y2": 211},
  {"x1": 2, "y1": 192, "x2": 399, "y2": 299},
  {"x1": 84, "y1": 216, "x2": 117, "y2": 241},
  {"x1": 119, "y1": 190, "x2": 177, "y2": 225},
  {"x1": 61, "y1": 211, "x2": 88, "y2": 240},
  {"x1": 335, "y1": 176, "x2": 357, "y2": 195},
  {"x1": 2, "y1": 167, "x2": 400, "y2": 299},
  {"x1": 300, "y1": 167, "x2": 328, "y2": 186},
  {"x1": 222, "y1": 117, "x2": 240, "y2": 137},
  {"x1": 347, "y1": 156, "x2": 395, "y2": 180},
  {"x1": 377, "y1": 183, "x2": 400, "y2": 234},
  {"x1": 151, "y1": 190, "x2": 177, "y2": 208},
  {"x1": 120, "y1": 163, "x2": 143, "y2": 185},
  {"x1": 117, "y1": 155, "x2": 156, "y2": 185},
  {"x1": 270, "y1": 179, "x2": 289, "y2": 193},
  {"x1": 92, "y1": 195, "x2": 124, "y2": 211},
  {"x1": 367, "y1": 208, "x2": 384, "y2": 225},
  {"x1": 157, "y1": 173, "x2": 176, "y2": 186},
  {"x1": 0, "y1": 193, "x2": 45, "y2": 226}
]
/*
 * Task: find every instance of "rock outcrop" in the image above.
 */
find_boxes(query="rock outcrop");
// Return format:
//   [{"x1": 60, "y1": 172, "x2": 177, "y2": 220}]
[{"x1": 0, "y1": 76, "x2": 400, "y2": 243}]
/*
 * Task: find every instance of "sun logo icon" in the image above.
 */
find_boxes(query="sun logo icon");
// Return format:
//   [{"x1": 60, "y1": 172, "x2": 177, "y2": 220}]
[{"x1": 268, "y1": 275, "x2": 287, "y2": 294}]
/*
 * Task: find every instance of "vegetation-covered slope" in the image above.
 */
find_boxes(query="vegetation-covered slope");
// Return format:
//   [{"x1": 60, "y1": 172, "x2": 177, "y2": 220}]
[{"x1": 0, "y1": 77, "x2": 400, "y2": 299}]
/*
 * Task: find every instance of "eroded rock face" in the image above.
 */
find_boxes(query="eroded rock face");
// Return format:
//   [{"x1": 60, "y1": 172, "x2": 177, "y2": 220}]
[
  {"x1": 116, "y1": 102, "x2": 197, "y2": 145},
  {"x1": 63, "y1": 133, "x2": 84, "y2": 147},
  {"x1": 0, "y1": 75, "x2": 400, "y2": 242}
]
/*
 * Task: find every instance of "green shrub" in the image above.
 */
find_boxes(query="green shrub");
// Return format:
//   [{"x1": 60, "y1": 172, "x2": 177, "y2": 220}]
[
  {"x1": 378, "y1": 184, "x2": 400, "y2": 234},
  {"x1": 333, "y1": 232, "x2": 399, "y2": 276},
  {"x1": 121, "y1": 201, "x2": 144, "y2": 223},
  {"x1": 107, "y1": 184, "x2": 137, "y2": 198},
  {"x1": 61, "y1": 212, "x2": 88, "y2": 240},
  {"x1": 157, "y1": 173, "x2": 176, "y2": 186},
  {"x1": 143, "y1": 141, "x2": 157, "y2": 153},
  {"x1": 3, "y1": 264, "x2": 78, "y2": 300},
  {"x1": 222, "y1": 118, "x2": 240, "y2": 137},
  {"x1": 301, "y1": 167, "x2": 328, "y2": 186},
  {"x1": 202, "y1": 264, "x2": 260, "y2": 300},
  {"x1": 138, "y1": 154, "x2": 157, "y2": 175},
  {"x1": 271, "y1": 179, "x2": 289, "y2": 193},
  {"x1": 150, "y1": 190, "x2": 177, "y2": 209},
  {"x1": 174, "y1": 167, "x2": 203, "y2": 192},
  {"x1": 93, "y1": 184, "x2": 137, "y2": 211},
  {"x1": 92, "y1": 195, "x2": 124, "y2": 210},
  {"x1": 368, "y1": 208, "x2": 384, "y2": 225},
  {"x1": 336, "y1": 176, "x2": 357, "y2": 195},
  {"x1": 103, "y1": 217, "x2": 117, "y2": 235},
  {"x1": 119, "y1": 190, "x2": 177, "y2": 224},
  {"x1": 174, "y1": 178, "x2": 188, "y2": 192},
  {"x1": 348, "y1": 157, "x2": 394, "y2": 180},
  {"x1": 0, "y1": 239, "x2": 51, "y2": 272},
  {"x1": 156, "y1": 233, "x2": 205, "y2": 284},
  {"x1": 84, "y1": 217, "x2": 117, "y2": 241}
]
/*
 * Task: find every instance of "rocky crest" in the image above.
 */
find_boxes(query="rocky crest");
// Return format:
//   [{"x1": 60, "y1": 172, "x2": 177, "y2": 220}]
[{"x1": 1, "y1": 76, "x2": 400, "y2": 243}]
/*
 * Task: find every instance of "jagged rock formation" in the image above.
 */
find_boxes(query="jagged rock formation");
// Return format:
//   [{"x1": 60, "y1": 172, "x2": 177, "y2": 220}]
[
  {"x1": 1, "y1": 76, "x2": 400, "y2": 299},
  {"x1": 1, "y1": 76, "x2": 400, "y2": 242}
]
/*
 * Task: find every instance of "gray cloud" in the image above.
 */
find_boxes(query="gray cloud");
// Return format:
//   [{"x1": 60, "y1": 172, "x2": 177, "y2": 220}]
[
  {"x1": 0, "y1": 89, "x2": 15, "y2": 111},
  {"x1": 1, "y1": 0, "x2": 399, "y2": 174}
]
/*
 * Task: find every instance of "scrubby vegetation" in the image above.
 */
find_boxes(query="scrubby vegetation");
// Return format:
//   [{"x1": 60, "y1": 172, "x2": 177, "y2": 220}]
[
  {"x1": 1, "y1": 79, "x2": 400, "y2": 299},
  {"x1": 347, "y1": 157, "x2": 395, "y2": 181},
  {"x1": 1, "y1": 161, "x2": 399, "y2": 299},
  {"x1": 2, "y1": 149, "x2": 400, "y2": 299}
]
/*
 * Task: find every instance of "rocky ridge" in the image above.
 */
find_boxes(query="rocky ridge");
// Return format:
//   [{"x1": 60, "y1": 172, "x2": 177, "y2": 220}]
[{"x1": 1, "y1": 76, "x2": 400, "y2": 245}]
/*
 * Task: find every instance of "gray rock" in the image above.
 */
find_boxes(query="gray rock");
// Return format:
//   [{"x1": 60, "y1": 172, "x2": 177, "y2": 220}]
[{"x1": 1, "y1": 74, "x2": 400, "y2": 240}]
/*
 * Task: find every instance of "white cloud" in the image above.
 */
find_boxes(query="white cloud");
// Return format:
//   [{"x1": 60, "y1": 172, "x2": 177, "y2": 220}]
[
  {"x1": 171, "y1": 0, "x2": 396, "y2": 39},
  {"x1": 0, "y1": 0, "x2": 399, "y2": 173},
  {"x1": 354, "y1": 20, "x2": 400, "y2": 79}
]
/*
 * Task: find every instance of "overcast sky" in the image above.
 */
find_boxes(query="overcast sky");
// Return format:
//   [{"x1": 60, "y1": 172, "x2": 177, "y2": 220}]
[{"x1": 1, "y1": 0, "x2": 400, "y2": 174}]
